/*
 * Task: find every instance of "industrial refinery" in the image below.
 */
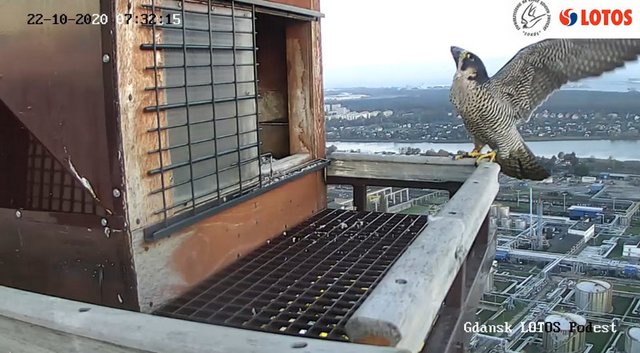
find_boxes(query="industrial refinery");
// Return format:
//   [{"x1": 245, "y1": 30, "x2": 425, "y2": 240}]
[
  {"x1": 326, "y1": 172, "x2": 640, "y2": 353},
  {"x1": 472, "y1": 188, "x2": 640, "y2": 353}
]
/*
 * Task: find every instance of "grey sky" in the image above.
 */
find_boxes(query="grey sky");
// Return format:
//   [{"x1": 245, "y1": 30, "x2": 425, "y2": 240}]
[{"x1": 320, "y1": 0, "x2": 640, "y2": 88}]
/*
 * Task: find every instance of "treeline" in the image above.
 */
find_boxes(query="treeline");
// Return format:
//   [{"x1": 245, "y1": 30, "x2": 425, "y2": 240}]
[{"x1": 332, "y1": 89, "x2": 640, "y2": 120}]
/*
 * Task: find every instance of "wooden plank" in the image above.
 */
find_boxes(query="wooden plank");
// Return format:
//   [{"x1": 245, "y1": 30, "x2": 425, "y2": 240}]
[
  {"x1": 310, "y1": 13, "x2": 325, "y2": 158},
  {"x1": 131, "y1": 171, "x2": 326, "y2": 311},
  {"x1": 422, "y1": 219, "x2": 496, "y2": 353},
  {"x1": 286, "y1": 18, "x2": 324, "y2": 158},
  {"x1": 344, "y1": 163, "x2": 500, "y2": 351},
  {"x1": 328, "y1": 153, "x2": 477, "y2": 184},
  {"x1": 261, "y1": 153, "x2": 312, "y2": 176},
  {"x1": 116, "y1": 0, "x2": 172, "y2": 230},
  {"x1": 0, "y1": 285, "x2": 407, "y2": 353},
  {"x1": 0, "y1": 315, "x2": 150, "y2": 353}
]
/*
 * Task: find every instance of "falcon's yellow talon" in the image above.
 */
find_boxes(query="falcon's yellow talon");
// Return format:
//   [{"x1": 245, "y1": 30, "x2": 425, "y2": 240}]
[
  {"x1": 467, "y1": 150, "x2": 483, "y2": 158},
  {"x1": 454, "y1": 148, "x2": 482, "y2": 160},
  {"x1": 475, "y1": 150, "x2": 497, "y2": 164}
]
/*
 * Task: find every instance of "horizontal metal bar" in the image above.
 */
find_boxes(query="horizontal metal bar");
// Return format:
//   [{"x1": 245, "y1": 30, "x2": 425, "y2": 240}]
[
  {"x1": 145, "y1": 112, "x2": 258, "y2": 133},
  {"x1": 140, "y1": 3, "x2": 253, "y2": 18},
  {"x1": 140, "y1": 23, "x2": 254, "y2": 35},
  {"x1": 149, "y1": 154, "x2": 261, "y2": 195},
  {"x1": 143, "y1": 94, "x2": 256, "y2": 112},
  {"x1": 139, "y1": 0, "x2": 323, "y2": 20},
  {"x1": 145, "y1": 63, "x2": 257, "y2": 70},
  {"x1": 326, "y1": 176, "x2": 463, "y2": 196},
  {"x1": 344, "y1": 163, "x2": 500, "y2": 351},
  {"x1": 145, "y1": 79, "x2": 257, "y2": 91},
  {"x1": 147, "y1": 141, "x2": 259, "y2": 175},
  {"x1": 140, "y1": 43, "x2": 255, "y2": 51},
  {"x1": 235, "y1": 0, "x2": 324, "y2": 19},
  {"x1": 144, "y1": 159, "x2": 330, "y2": 242}
]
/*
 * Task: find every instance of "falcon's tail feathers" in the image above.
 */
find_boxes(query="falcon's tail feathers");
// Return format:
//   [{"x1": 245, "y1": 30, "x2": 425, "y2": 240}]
[{"x1": 497, "y1": 143, "x2": 550, "y2": 181}]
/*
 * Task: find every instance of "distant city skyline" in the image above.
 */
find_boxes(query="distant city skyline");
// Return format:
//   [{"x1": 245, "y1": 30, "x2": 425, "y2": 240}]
[{"x1": 320, "y1": 0, "x2": 640, "y2": 89}]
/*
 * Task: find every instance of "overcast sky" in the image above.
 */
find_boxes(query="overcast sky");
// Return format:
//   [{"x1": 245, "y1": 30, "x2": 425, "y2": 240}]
[{"x1": 320, "y1": 0, "x2": 640, "y2": 88}]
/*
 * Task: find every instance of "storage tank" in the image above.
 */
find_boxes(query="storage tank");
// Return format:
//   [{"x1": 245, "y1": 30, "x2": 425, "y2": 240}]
[
  {"x1": 499, "y1": 206, "x2": 510, "y2": 219},
  {"x1": 490, "y1": 204, "x2": 499, "y2": 218},
  {"x1": 514, "y1": 219, "x2": 527, "y2": 230},
  {"x1": 626, "y1": 327, "x2": 640, "y2": 353},
  {"x1": 543, "y1": 313, "x2": 587, "y2": 353},
  {"x1": 500, "y1": 218, "x2": 512, "y2": 229},
  {"x1": 575, "y1": 280, "x2": 613, "y2": 313},
  {"x1": 490, "y1": 217, "x2": 498, "y2": 229},
  {"x1": 485, "y1": 260, "x2": 497, "y2": 293}
]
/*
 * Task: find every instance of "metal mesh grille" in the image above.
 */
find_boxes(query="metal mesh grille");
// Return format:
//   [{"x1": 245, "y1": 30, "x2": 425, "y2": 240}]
[
  {"x1": 141, "y1": 0, "x2": 262, "y2": 223},
  {"x1": 25, "y1": 135, "x2": 102, "y2": 214},
  {"x1": 154, "y1": 209, "x2": 428, "y2": 341}
]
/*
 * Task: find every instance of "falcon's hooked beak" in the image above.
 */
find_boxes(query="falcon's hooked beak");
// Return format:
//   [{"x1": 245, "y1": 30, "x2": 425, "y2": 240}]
[{"x1": 450, "y1": 46, "x2": 464, "y2": 64}]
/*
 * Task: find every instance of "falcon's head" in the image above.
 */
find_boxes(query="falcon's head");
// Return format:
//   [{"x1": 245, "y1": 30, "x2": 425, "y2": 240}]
[{"x1": 450, "y1": 46, "x2": 489, "y2": 84}]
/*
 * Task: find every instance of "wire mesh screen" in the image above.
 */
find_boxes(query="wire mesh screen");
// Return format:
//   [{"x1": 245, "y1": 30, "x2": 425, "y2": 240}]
[
  {"x1": 141, "y1": 0, "x2": 261, "y2": 221},
  {"x1": 154, "y1": 209, "x2": 429, "y2": 341},
  {"x1": 25, "y1": 135, "x2": 103, "y2": 214}
]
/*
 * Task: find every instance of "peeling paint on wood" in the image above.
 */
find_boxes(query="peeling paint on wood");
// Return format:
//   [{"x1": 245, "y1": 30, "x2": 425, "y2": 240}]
[{"x1": 116, "y1": 0, "x2": 172, "y2": 230}]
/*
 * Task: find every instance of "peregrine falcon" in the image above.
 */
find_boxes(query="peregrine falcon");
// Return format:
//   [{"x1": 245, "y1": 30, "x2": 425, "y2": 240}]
[{"x1": 449, "y1": 39, "x2": 640, "y2": 180}]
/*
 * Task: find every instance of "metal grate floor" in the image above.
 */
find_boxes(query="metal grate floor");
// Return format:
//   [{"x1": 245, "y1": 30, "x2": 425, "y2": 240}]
[{"x1": 154, "y1": 208, "x2": 428, "y2": 342}]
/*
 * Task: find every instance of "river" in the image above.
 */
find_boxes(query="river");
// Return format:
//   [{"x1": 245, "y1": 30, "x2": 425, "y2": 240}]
[{"x1": 328, "y1": 139, "x2": 640, "y2": 161}]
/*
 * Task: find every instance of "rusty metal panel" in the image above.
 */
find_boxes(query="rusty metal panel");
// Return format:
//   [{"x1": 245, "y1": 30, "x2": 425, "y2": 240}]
[
  {"x1": 0, "y1": 0, "x2": 119, "y2": 212},
  {"x1": 0, "y1": 208, "x2": 138, "y2": 310},
  {"x1": 265, "y1": 0, "x2": 314, "y2": 10},
  {"x1": 0, "y1": 0, "x2": 135, "y2": 310}
]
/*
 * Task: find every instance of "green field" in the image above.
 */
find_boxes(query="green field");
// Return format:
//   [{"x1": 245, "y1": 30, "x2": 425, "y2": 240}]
[
  {"x1": 476, "y1": 309, "x2": 497, "y2": 323},
  {"x1": 625, "y1": 224, "x2": 640, "y2": 236},
  {"x1": 607, "y1": 240, "x2": 624, "y2": 259},
  {"x1": 586, "y1": 332, "x2": 614, "y2": 353},
  {"x1": 592, "y1": 234, "x2": 613, "y2": 246},
  {"x1": 614, "y1": 284, "x2": 640, "y2": 294},
  {"x1": 486, "y1": 303, "x2": 527, "y2": 327},
  {"x1": 612, "y1": 296, "x2": 633, "y2": 315},
  {"x1": 494, "y1": 280, "x2": 513, "y2": 292}
]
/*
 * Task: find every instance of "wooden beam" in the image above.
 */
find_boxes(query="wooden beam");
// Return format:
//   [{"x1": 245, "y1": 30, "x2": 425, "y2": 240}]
[
  {"x1": 344, "y1": 163, "x2": 500, "y2": 351},
  {"x1": 260, "y1": 153, "x2": 312, "y2": 176},
  {"x1": 0, "y1": 286, "x2": 406, "y2": 353},
  {"x1": 286, "y1": 17, "x2": 324, "y2": 158},
  {"x1": 327, "y1": 153, "x2": 477, "y2": 184}
]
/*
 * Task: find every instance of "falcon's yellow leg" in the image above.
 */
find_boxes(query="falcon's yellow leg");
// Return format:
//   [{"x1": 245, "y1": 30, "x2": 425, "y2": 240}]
[
  {"x1": 475, "y1": 150, "x2": 497, "y2": 164},
  {"x1": 454, "y1": 143, "x2": 485, "y2": 160}
]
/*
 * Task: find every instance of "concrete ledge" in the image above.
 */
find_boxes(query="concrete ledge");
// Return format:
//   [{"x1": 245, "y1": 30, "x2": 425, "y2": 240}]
[
  {"x1": 0, "y1": 286, "x2": 408, "y2": 353},
  {"x1": 344, "y1": 163, "x2": 501, "y2": 352}
]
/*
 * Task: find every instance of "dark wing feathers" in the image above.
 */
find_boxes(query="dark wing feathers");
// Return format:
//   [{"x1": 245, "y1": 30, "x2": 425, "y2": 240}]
[{"x1": 489, "y1": 39, "x2": 640, "y2": 121}]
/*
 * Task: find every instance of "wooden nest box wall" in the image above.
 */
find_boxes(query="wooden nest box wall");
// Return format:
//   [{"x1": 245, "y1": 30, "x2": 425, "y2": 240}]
[{"x1": 0, "y1": 0, "x2": 325, "y2": 312}]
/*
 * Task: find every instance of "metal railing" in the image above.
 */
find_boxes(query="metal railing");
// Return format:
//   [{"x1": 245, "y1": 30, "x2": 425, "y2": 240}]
[{"x1": 327, "y1": 153, "x2": 500, "y2": 353}]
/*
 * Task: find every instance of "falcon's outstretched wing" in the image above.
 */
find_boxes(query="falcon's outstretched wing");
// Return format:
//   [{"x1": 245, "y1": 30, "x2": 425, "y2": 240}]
[{"x1": 488, "y1": 39, "x2": 640, "y2": 121}]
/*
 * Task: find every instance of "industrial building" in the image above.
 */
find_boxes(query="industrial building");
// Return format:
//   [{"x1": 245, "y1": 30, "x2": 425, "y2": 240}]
[
  {"x1": 623, "y1": 241, "x2": 640, "y2": 258},
  {"x1": 589, "y1": 183, "x2": 604, "y2": 194},
  {"x1": 568, "y1": 205, "x2": 604, "y2": 220},
  {"x1": 568, "y1": 221, "x2": 596, "y2": 240},
  {"x1": 574, "y1": 280, "x2": 613, "y2": 313},
  {"x1": 543, "y1": 313, "x2": 587, "y2": 353}
]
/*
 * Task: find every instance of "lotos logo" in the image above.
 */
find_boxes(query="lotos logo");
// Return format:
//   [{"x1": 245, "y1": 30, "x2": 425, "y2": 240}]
[
  {"x1": 559, "y1": 9, "x2": 578, "y2": 26},
  {"x1": 559, "y1": 9, "x2": 633, "y2": 26}
]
